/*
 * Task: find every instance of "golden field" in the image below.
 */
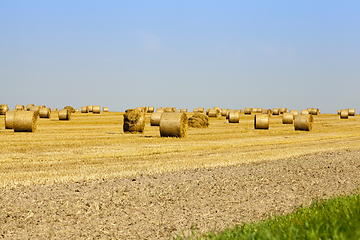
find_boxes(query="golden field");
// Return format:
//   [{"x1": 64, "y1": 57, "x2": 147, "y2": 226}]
[{"x1": 1, "y1": 111, "x2": 360, "y2": 189}]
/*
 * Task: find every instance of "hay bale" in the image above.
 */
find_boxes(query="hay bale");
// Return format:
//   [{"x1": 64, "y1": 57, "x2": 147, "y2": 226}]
[
  {"x1": 254, "y1": 114, "x2": 269, "y2": 129},
  {"x1": 181, "y1": 109, "x2": 188, "y2": 113},
  {"x1": 253, "y1": 108, "x2": 263, "y2": 114},
  {"x1": 13, "y1": 110, "x2": 38, "y2": 132},
  {"x1": 340, "y1": 109, "x2": 349, "y2": 119},
  {"x1": 282, "y1": 112, "x2": 294, "y2": 124},
  {"x1": 289, "y1": 110, "x2": 299, "y2": 116},
  {"x1": 337, "y1": 109, "x2": 341, "y2": 115},
  {"x1": 103, "y1": 107, "x2": 109, "y2": 112},
  {"x1": 150, "y1": 112, "x2": 163, "y2": 126},
  {"x1": 310, "y1": 108, "x2": 319, "y2": 115},
  {"x1": 188, "y1": 113, "x2": 209, "y2": 128},
  {"x1": 136, "y1": 107, "x2": 146, "y2": 113},
  {"x1": 87, "y1": 105, "x2": 93, "y2": 112},
  {"x1": 294, "y1": 114, "x2": 313, "y2": 131},
  {"x1": 147, "y1": 107, "x2": 154, "y2": 113},
  {"x1": 123, "y1": 109, "x2": 145, "y2": 133},
  {"x1": 81, "y1": 106, "x2": 88, "y2": 113},
  {"x1": 165, "y1": 107, "x2": 176, "y2": 113},
  {"x1": 64, "y1": 106, "x2": 75, "y2": 113},
  {"x1": 214, "y1": 106, "x2": 220, "y2": 111},
  {"x1": 272, "y1": 108, "x2": 280, "y2": 115},
  {"x1": 58, "y1": 109, "x2": 71, "y2": 120},
  {"x1": 244, "y1": 108, "x2": 252, "y2": 115},
  {"x1": 0, "y1": 104, "x2": 9, "y2": 115},
  {"x1": 5, "y1": 111, "x2": 16, "y2": 129},
  {"x1": 301, "y1": 110, "x2": 309, "y2": 115},
  {"x1": 198, "y1": 107, "x2": 204, "y2": 113},
  {"x1": 39, "y1": 108, "x2": 51, "y2": 118},
  {"x1": 156, "y1": 108, "x2": 165, "y2": 113},
  {"x1": 176, "y1": 109, "x2": 181, "y2": 113},
  {"x1": 348, "y1": 109, "x2": 356, "y2": 116},
  {"x1": 280, "y1": 108, "x2": 288, "y2": 114},
  {"x1": 92, "y1": 105, "x2": 101, "y2": 114},
  {"x1": 221, "y1": 109, "x2": 229, "y2": 117},
  {"x1": 208, "y1": 109, "x2": 220, "y2": 118},
  {"x1": 206, "y1": 108, "x2": 211, "y2": 115},
  {"x1": 15, "y1": 105, "x2": 25, "y2": 111},
  {"x1": 226, "y1": 110, "x2": 235, "y2": 119},
  {"x1": 228, "y1": 111, "x2": 240, "y2": 123},
  {"x1": 29, "y1": 106, "x2": 41, "y2": 114},
  {"x1": 26, "y1": 104, "x2": 35, "y2": 110},
  {"x1": 160, "y1": 112, "x2": 188, "y2": 137},
  {"x1": 262, "y1": 109, "x2": 272, "y2": 115},
  {"x1": 52, "y1": 108, "x2": 58, "y2": 112}
]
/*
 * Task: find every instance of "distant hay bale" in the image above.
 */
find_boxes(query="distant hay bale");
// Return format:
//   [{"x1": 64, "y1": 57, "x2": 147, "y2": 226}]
[
  {"x1": 193, "y1": 108, "x2": 199, "y2": 113},
  {"x1": 206, "y1": 108, "x2": 211, "y2": 115},
  {"x1": 81, "y1": 106, "x2": 88, "y2": 113},
  {"x1": 52, "y1": 108, "x2": 58, "y2": 112},
  {"x1": 294, "y1": 114, "x2": 313, "y2": 131},
  {"x1": 253, "y1": 108, "x2": 263, "y2": 114},
  {"x1": 301, "y1": 110, "x2": 309, "y2": 115},
  {"x1": 226, "y1": 110, "x2": 235, "y2": 119},
  {"x1": 310, "y1": 108, "x2": 319, "y2": 115},
  {"x1": 262, "y1": 109, "x2": 272, "y2": 115},
  {"x1": 75, "y1": 109, "x2": 79, "y2": 112},
  {"x1": 307, "y1": 108, "x2": 313, "y2": 113},
  {"x1": 0, "y1": 104, "x2": 9, "y2": 115},
  {"x1": 254, "y1": 114, "x2": 269, "y2": 129},
  {"x1": 348, "y1": 109, "x2": 356, "y2": 116},
  {"x1": 156, "y1": 108, "x2": 165, "y2": 113},
  {"x1": 181, "y1": 109, "x2": 188, "y2": 113},
  {"x1": 64, "y1": 106, "x2": 75, "y2": 113},
  {"x1": 214, "y1": 106, "x2": 220, "y2": 111},
  {"x1": 39, "y1": 108, "x2": 51, "y2": 118},
  {"x1": 188, "y1": 113, "x2": 209, "y2": 128},
  {"x1": 340, "y1": 109, "x2": 349, "y2": 119},
  {"x1": 198, "y1": 107, "x2": 204, "y2": 113},
  {"x1": 228, "y1": 111, "x2": 240, "y2": 123},
  {"x1": 15, "y1": 105, "x2": 25, "y2": 111},
  {"x1": 92, "y1": 105, "x2": 101, "y2": 114},
  {"x1": 208, "y1": 109, "x2": 221, "y2": 118},
  {"x1": 123, "y1": 109, "x2": 145, "y2": 133},
  {"x1": 165, "y1": 107, "x2": 176, "y2": 113},
  {"x1": 26, "y1": 104, "x2": 35, "y2": 111},
  {"x1": 136, "y1": 107, "x2": 146, "y2": 113},
  {"x1": 280, "y1": 108, "x2": 288, "y2": 114},
  {"x1": 5, "y1": 111, "x2": 16, "y2": 129},
  {"x1": 147, "y1": 107, "x2": 154, "y2": 113},
  {"x1": 272, "y1": 108, "x2": 280, "y2": 115},
  {"x1": 282, "y1": 113, "x2": 294, "y2": 124},
  {"x1": 150, "y1": 112, "x2": 163, "y2": 126},
  {"x1": 244, "y1": 108, "x2": 252, "y2": 115},
  {"x1": 13, "y1": 110, "x2": 38, "y2": 132},
  {"x1": 289, "y1": 110, "x2": 299, "y2": 116},
  {"x1": 176, "y1": 109, "x2": 181, "y2": 113},
  {"x1": 29, "y1": 106, "x2": 41, "y2": 114},
  {"x1": 103, "y1": 107, "x2": 109, "y2": 112},
  {"x1": 337, "y1": 109, "x2": 341, "y2": 115},
  {"x1": 160, "y1": 112, "x2": 188, "y2": 138},
  {"x1": 87, "y1": 105, "x2": 93, "y2": 112},
  {"x1": 221, "y1": 109, "x2": 229, "y2": 116},
  {"x1": 58, "y1": 109, "x2": 71, "y2": 120}
]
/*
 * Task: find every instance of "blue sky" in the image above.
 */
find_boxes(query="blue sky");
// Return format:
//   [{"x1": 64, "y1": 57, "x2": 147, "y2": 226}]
[{"x1": 1, "y1": 1, "x2": 359, "y2": 113}]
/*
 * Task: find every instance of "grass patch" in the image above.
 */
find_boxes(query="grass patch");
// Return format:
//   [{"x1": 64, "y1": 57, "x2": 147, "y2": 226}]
[{"x1": 180, "y1": 192, "x2": 360, "y2": 239}]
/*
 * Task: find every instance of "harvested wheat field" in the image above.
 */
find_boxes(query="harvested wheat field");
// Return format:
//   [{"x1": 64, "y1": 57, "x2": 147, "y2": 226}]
[{"x1": 1, "y1": 111, "x2": 360, "y2": 239}]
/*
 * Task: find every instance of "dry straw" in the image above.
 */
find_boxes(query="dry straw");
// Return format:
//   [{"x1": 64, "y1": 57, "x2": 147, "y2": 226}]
[
  {"x1": 64, "y1": 106, "x2": 75, "y2": 113},
  {"x1": 254, "y1": 114, "x2": 269, "y2": 129},
  {"x1": 244, "y1": 107, "x2": 252, "y2": 115},
  {"x1": 226, "y1": 110, "x2": 235, "y2": 119},
  {"x1": 123, "y1": 109, "x2": 145, "y2": 133},
  {"x1": 92, "y1": 105, "x2": 101, "y2": 114},
  {"x1": 340, "y1": 109, "x2": 349, "y2": 119},
  {"x1": 262, "y1": 109, "x2": 272, "y2": 115},
  {"x1": 301, "y1": 110, "x2": 309, "y2": 115},
  {"x1": 282, "y1": 112, "x2": 294, "y2": 124},
  {"x1": 58, "y1": 109, "x2": 71, "y2": 120},
  {"x1": 52, "y1": 108, "x2": 58, "y2": 112},
  {"x1": 214, "y1": 106, "x2": 220, "y2": 111},
  {"x1": 160, "y1": 112, "x2": 188, "y2": 138},
  {"x1": 188, "y1": 113, "x2": 209, "y2": 128},
  {"x1": 81, "y1": 106, "x2": 88, "y2": 113},
  {"x1": 294, "y1": 114, "x2": 313, "y2": 131},
  {"x1": 208, "y1": 109, "x2": 221, "y2": 118},
  {"x1": 150, "y1": 112, "x2": 163, "y2": 126},
  {"x1": 221, "y1": 109, "x2": 229, "y2": 116},
  {"x1": 29, "y1": 106, "x2": 41, "y2": 114},
  {"x1": 13, "y1": 110, "x2": 38, "y2": 132},
  {"x1": 198, "y1": 107, "x2": 205, "y2": 113},
  {"x1": 147, "y1": 107, "x2": 155, "y2": 113},
  {"x1": 176, "y1": 109, "x2": 181, "y2": 113},
  {"x1": 5, "y1": 111, "x2": 16, "y2": 129},
  {"x1": 337, "y1": 109, "x2": 341, "y2": 115},
  {"x1": 228, "y1": 111, "x2": 240, "y2": 123},
  {"x1": 310, "y1": 108, "x2": 319, "y2": 115},
  {"x1": 39, "y1": 108, "x2": 51, "y2": 118},
  {"x1": 272, "y1": 108, "x2": 280, "y2": 115},
  {"x1": 165, "y1": 107, "x2": 176, "y2": 113},
  {"x1": 0, "y1": 104, "x2": 9, "y2": 115},
  {"x1": 289, "y1": 110, "x2": 299, "y2": 116},
  {"x1": 26, "y1": 104, "x2": 35, "y2": 110},
  {"x1": 15, "y1": 105, "x2": 25, "y2": 111},
  {"x1": 348, "y1": 109, "x2": 356, "y2": 116}
]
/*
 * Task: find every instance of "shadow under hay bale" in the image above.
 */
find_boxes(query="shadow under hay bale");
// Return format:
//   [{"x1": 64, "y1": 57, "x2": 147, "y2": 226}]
[
  {"x1": 5, "y1": 111, "x2": 16, "y2": 129},
  {"x1": 123, "y1": 109, "x2": 145, "y2": 133},
  {"x1": 254, "y1": 114, "x2": 269, "y2": 129},
  {"x1": 188, "y1": 113, "x2": 209, "y2": 128},
  {"x1": 160, "y1": 112, "x2": 188, "y2": 137},
  {"x1": 13, "y1": 110, "x2": 38, "y2": 132},
  {"x1": 59, "y1": 109, "x2": 71, "y2": 120},
  {"x1": 294, "y1": 114, "x2": 313, "y2": 131}
]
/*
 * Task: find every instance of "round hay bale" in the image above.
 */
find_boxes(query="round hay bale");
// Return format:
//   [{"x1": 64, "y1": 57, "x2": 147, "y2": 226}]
[
  {"x1": 301, "y1": 110, "x2": 309, "y2": 115},
  {"x1": 254, "y1": 114, "x2": 269, "y2": 129},
  {"x1": 340, "y1": 109, "x2": 349, "y2": 119},
  {"x1": 103, "y1": 107, "x2": 109, "y2": 112},
  {"x1": 221, "y1": 109, "x2": 229, "y2": 117},
  {"x1": 150, "y1": 112, "x2": 163, "y2": 126},
  {"x1": 193, "y1": 108, "x2": 199, "y2": 113},
  {"x1": 26, "y1": 104, "x2": 35, "y2": 111},
  {"x1": 160, "y1": 112, "x2": 188, "y2": 138},
  {"x1": 253, "y1": 108, "x2": 263, "y2": 114},
  {"x1": 208, "y1": 109, "x2": 220, "y2": 118},
  {"x1": 280, "y1": 108, "x2": 288, "y2": 114},
  {"x1": 289, "y1": 110, "x2": 299, "y2": 116},
  {"x1": 39, "y1": 108, "x2": 51, "y2": 118},
  {"x1": 188, "y1": 113, "x2": 209, "y2": 128},
  {"x1": 165, "y1": 107, "x2": 176, "y2": 113},
  {"x1": 52, "y1": 108, "x2": 58, "y2": 112},
  {"x1": 58, "y1": 109, "x2": 71, "y2": 120},
  {"x1": 272, "y1": 108, "x2": 280, "y2": 115},
  {"x1": 0, "y1": 104, "x2": 9, "y2": 115},
  {"x1": 198, "y1": 107, "x2": 204, "y2": 113},
  {"x1": 181, "y1": 109, "x2": 188, "y2": 113},
  {"x1": 244, "y1": 108, "x2": 252, "y2": 115},
  {"x1": 214, "y1": 106, "x2": 220, "y2": 111},
  {"x1": 123, "y1": 109, "x2": 145, "y2": 133},
  {"x1": 228, "y1": 111, "x2": 240, "y2": 123},
  {"x1": 206, "y1": 108, "x2": 211, "y2": 115},
  {"x1": 64, "y1": 106, "x2": 75, "y2": 113},
  {"x1": 294, "y1": 114, "x2": 313, "y2": 131},
  {"x1": 5, "y1": 111, "x2": 16, "y2": 129},
  {"x1": 310, "y1": 108, "x2": 318, "y2": 115},
  {"x1": 13, "y1": 110, "x2": 38, "y2": 132},
  {"x1": 262, "y1": 109, "x2": 272, "y2": 115},
  {"x1": 282, "y1": 112, "x2": 294, "y2": 124},
  {"x1": 81, "y1": 106, "x2": 88, "y2": 113},
  {"x1": 15, "y1": 105, "x2": 25, "y2": 111},
  {"x1": 136, "y1": 107, "x2": 146, "y2": 113},
  {"x1": 29, "y1": 106, "x2": 41, "y2": 114},
  {"x1": 87, "y1": 105, "x2": 93, "y2": 112},
  {"x1": 348, "y1": 109, "x2": 356, "y2": 116},
  {"x1": 92, "y1": 105, "x2": 101, "y2": 114},
  {"x1": 337, "y1": 109, "x2": 341, "y2": 115},
  {"x1": 176, "y1": 109, "x2": 181, "y2": 113},
  {"x1": 226, "y1": 110, "x2": 235, "y2": 119},
  {"x1": 147, "y1": 107, "x2": 154, "y2": 113},
  {"x1": 156, "y1": 108, "x2": 165, "y2": 113}
]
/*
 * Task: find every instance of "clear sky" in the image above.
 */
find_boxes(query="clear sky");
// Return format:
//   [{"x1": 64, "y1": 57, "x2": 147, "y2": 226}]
[{"x1": 1, "y1": 1, "x2": 359, "y2": 113}]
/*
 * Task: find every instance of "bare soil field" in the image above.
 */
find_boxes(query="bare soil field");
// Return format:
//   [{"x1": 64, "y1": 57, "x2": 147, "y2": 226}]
[{"x1": 1, "y1": 112, "x2": 360, "y2": 239}]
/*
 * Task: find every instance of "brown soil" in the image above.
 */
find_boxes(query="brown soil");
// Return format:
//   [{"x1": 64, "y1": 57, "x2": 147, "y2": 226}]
[{"x1": 1, "y1": 150, "x2": 360, "y2": 239}]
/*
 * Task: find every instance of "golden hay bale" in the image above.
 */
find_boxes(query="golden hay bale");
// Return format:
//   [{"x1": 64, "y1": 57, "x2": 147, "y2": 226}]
[
  {"x1": 81, "y1": 106, "x2": 88, "y2": 113},
  {"x1": 52, "y1": 108, "x2": 58, "y2": 112},
  {"x1": 337, "y1": 109, "x2": 341, "y2": 115},
  {"x1": 26, "y1": 104, "x2": 35, "y2": 110},
  {"x1": 64, "y1": 106, "x2": 75, "y2": 113},
  {"x1": 226, "y1": 110, "x2": 235, "y2": 119},
  {"x1": 87, "y1": 105, "x2": 93, "y2": 112},
  {"x1": 262, "y1": 109, "x2": 272, "y2": 115},
  {"x1": 13, "y1": 110, "x2": 38, "y2": 132},
  {"x1": 92, "y1": 105, "x2": 101, "y2": 114},
  {"x1": 208, "y1": 109, "x2": 221, "y2": 118},
  {"x1": 228, "y1": 111, "x2": 240, "y2": 123},
  {"x1": 188, "y1": 113, "x2": 209, "y2": 128},
  {"x1": 160, "y1": 112, "x2": 188, "y2": 138},
  {"x1": 197, "y1": 107, "x2": 204, "y2": 113},
  {"x1": 176, "y1": 109, "x2": 181, "y2": 113},
  {"x1": 310, "y1": 108, "x2": 319, "y2": 115},
  {"x1": 280, "y1": 108, "x2": 288, "y2": 114},
  {"x1": 340, "y1": 109, "x2": 349, "y2": 119},
  {"x1": 244, "y1": 107, "x2": 252, "y2": 115},
  {"x1": 348, "y1": 108, "x2": 356, "y2": 116},
  {"x1": 272, "y1": 108, "x2": 280, "y2": 115},
  {"x1": 221, "y1": 109, "x2": 229, "y2": 116},
  {"x1": 58, "y1": 109, "x2": 71, "y2": 120},
  {"x1": 294, "y1": 114, "x2": 313, "y2": 131},
  {"x1": 136, "y1": 107, "x2": 146, "y2": 113},
  {"x1": 150, "y1": 112, "x2": 163, "y2": 126},
  {"x1": 254, "y1": 114, "x2": 269, "y2": 129},
  {"x1": 289, "y1": 110, "x2": 299, "y2": 116},
  {"x1": 156, "y1": 108, "x2": 165, "y2": 113},
  {"x1": 307, "y1": 108, "x2": 313, "y2": 112},
  {"x1": 147, "y1": 107, "x2": 155, "y2": 113},
  {"x1": 206, "y1": 108, "x2": 211, "y2": 115},
  {"x1": 103, "y1": 107, "x2": 109, "y2": 112},
  {"x1": 301, "y1": 110, "x2": 309, "y2": 115},
  {"x1": 39, "y1": 108, "x2": 51, "y2": 118},
  {"x1": 282, "y1": 112, "x2": 294, "y2": 124},
  {"x1": 29, "y1": 106, "x2": 41, "y2": 114},
  {"x1": 5, "y1": 111, "x2": 16, "y2": 129},
  {"x1": 0, "y1": 104, "x2": 9, "y2": 115},
  {"x1": 123, "y1": 109, "x2": 145, "y2": 133},
  {"x1": 165, "y1": 107, "x2": 176, "y2": 113},
  {"x1": 193, "y1": 108, "x2": 199, "y2": 113},
  {"x1": 15, "y1": 105, "x2": 25, "y2": 111},
  {"x1": 181, "y1": 109, "x2": 188, "y2": 113},
  {"x1": 253, "y1": 108, "x2": 263, "y2": 114},
  {"x1": 214, "y1": 106, "x2": 220, "y2": 111}
]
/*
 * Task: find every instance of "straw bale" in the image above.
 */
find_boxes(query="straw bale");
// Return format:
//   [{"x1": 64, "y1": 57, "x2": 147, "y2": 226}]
[
  {"x1": 156, "y1": 108, "x2": 165, "y2": 113},
  {"x1": 262, "y1": 109, "x2": 272, "y2": 115},
  {"x1": 253, "y1": 108, "x2": 263, "y2": 114},
  {"x1": 165, "y1": 107, "x2": 176, "y2": 113},
  {"x1": 64, "y1": 106, "x2": 75, "y2": 113},
  {"x1": 39, "y1": 108, "x2": 51, "y2": 118},
  {"x1": 87, "y1": 105, "x2": 93, "y2": 112},
  {"x1": 301, "y1": 110, "x2": 309, "y2": 115},
  {"x1": 0, "y1": 104, "x2": 9, "y2": 115},
  {"x1": 123, "y1": 109, "x2": 145, "y2": 133},
  {"x1": 176, "y1": 109, "x2": 181, "y2": 113},
  {"x1": 289, "y1": 110, "x2": 299, "y2": 116},
  {"x1": 310, "y1": 108, "x2": 319, "y2": 115},
  {"x1": 208, "y1": 109, "x2": 221, "y2": 118},
  {"x1": 92, "y1": 105, "x2": 101, "y2": 114},
  {"x1": 81, "y1": 106, "x2": 88, "y2": 113},
  {"x1": 188, "y1": 113, "x2": 209, "y2": 128},
  {"x1": 5, "y1": 111, "x2": 16, "y2": 129},
  {"x1": 244, "y1": 108, "x2": 252, "y2": 115},
  {"x1": 348, "y1": 109, "x2": 356, "y2": 116},
  {"x1": 294, "y1": 114, "x2": 313, "y2": 131},
  {"x1": 160, "y1": 112, "x2": 188, "y2": 137},
  {"x1": 221, "y1": 109, "x2": 229, "y2": 117},
  {"x1": 15, "y1": 105, "x2": 25, "y2": 111},
  {"x1": 228, "y1": 111, "x2": 240, "y2": 123},
  {"x1": 150, "y1": 112, "x2": 163, "y2": 126},
  {"x1": 272, "y1": 108, "x2": 280, "y2": 115},
  {"x1": 254, "y1": 114, "x2": 269, "y2": 129},
  {"x1": 198, "y1": 107, "x2": 204, "y2": 113},
  {"x1": 280, "y1": 108, "x2": 288, "y2": 114},
  {"x1": 103, "y1": 107, "x2": 109, "y2": 112},
  {"x1": 206, "y1": 108, "x2": 211, "y2": 115},
  {"x1": 147, "y1": 107, "x2": 155, "y2": 113},
  {"x1": 58, "y1": 109, "x2": 71, "y2": 120},
  {"x1": 29, "y1": 106, "x2": 41, "y2": 114},
  {"x1": 26, "y1": 104, "x2": 34, "y2": 110},
  {"x1": 136, "y1": 107, "x2": 146, "y2": 113},
  {"x1": 52, "y1": 108, "x2": 58, "y2": 112},
  {"x1": 226, "y1": 110, "x2": 235, "y2": 119},
  {"x1": 340, "y1": 109, "x2": 349, "y2": 119},
  {"x1": 214, "y1": 107, "x2": 220, "y2": 111},
  {"x1": 181, "y1": 109, "x2": 188, "y2": 113},
  {"x1": 13, "y1": 110, "x2": 38, "y2": 132},
  {"x1": 282, "y1": 112, "x2": 294, "y2": 124},
  {"x1": 337, "y1": 109, "x2": 341, "y2": 115},
  {"x1": 75, "y1": 109, "x2": 79, "y2": 112}
]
